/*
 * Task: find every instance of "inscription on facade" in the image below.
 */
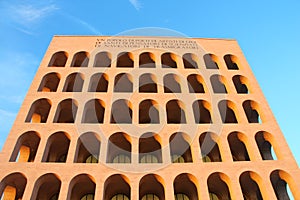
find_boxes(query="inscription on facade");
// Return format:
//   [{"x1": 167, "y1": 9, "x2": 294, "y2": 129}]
[{"x1": 95, "y1": 38, "x2": 199, "y2": 49}]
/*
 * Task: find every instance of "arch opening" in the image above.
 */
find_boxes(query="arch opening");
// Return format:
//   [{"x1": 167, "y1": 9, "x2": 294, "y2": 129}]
[
  {"x1": 82, "y1": 99, "x2": 105, "y2": 123},
  {"x1": 255, "y1": 131, "x2": 277, "y2": 160},
  {"x1": 224, "y1": 54, "x2": 239, "y2": 70},
  {"x1": 107, "y1": 133, "x2": 131, "y2": 163},
  {"x1": 94, "y1": 51, "x2": 111, "y2": 67},
  {"x1": 25, "y1": 98, "x2": 51, "y2": 123},
  {"x1": 218, "y1": 100, "x2": 238, "y2": 123},
  {"x1": 42, "y1": 132, "x2": 70, "y2": 162},
  {"x1": 38, "y1": 72, "x2": 60, "y2": 92},
  {"x1": 71, "y1": 51, "x2": 89, "y2": 67},
  {"x1": 67, "y1": 174, "x2": 96, "y2": 200},
  {"x1": 88, "y1": 73, "x2": 108, "y2": 92},
  {"x1": 0, "y1": 173, "x2": 27, "y2": 200},
  {"x1": 161, "y1": 52, "x2": 177, "y2": 68},
  {"x1": 164, "y1": 74, "x2": 181, "y2": 93},
  {"x1": 114, "y1": 73, "x2": 133, "y2": 92},
  {"x1": 31, "y1": 173, "x2": 61, "y2": 200},
  {"x1": 174, "y1": 173, "x2": 198, "y2": 200},
  {"x1": 270, "y1": 170, "x2": 295, "y2": 200},
  {"x1": 243, "y1": 100, "x2": 261, "y2": 123},
  {"x1": 239, "y1": 171, "x2": 263, "y2": 200},
  {"x1": 228, "y1": 132, "x2": 250, "y2": 161},
  {"x1": 183, "y1": 53, "x2": 198, "y2": 69},
  {"x1": 233, "y1": 75, "x2": 248, "y2": 94},
  {"x1": 48, "y1": 51, "x2": 68, "y2": 67},
  {"x1": 104, "y1": 174, "x2": 130, "y2": 200},
  {"x1": 139, "y1": 100, "x2": 160, "y2": 124},
  {"x1": 139, "y1": 174, "x2": 165, "y2": 200},
  {"x1": 54, "y1": 99, "x2": 78, "y2": 123},
  {"x1": 74, "y1": 132, "x2": 100, "y2": 163},
  {"x1": 140, "y1": 52, "x2": 155, "y2": 68},
  {"x1": 199, "y1": 132, "x2": 222, "y2": 162},
  {"x1": 139, "y1": 133, "x2": 162, "y2": 163},
  {"x1": 139, "y1": 73, "x2": 158, "y2": 93},
  {"x1": 10, "y1": 131, "x2": 40, "y2": 162},
  {"x1": 192, "y1": 100, "x2": 212, "y2": 123},
  {"x1": 204, "y1": 54, "x2": 219, "y2": 69},
  {"x1": 207, "y1": 173, "x2": 231, "y2": 200},
  {"x1": 187, "y1": 74, "x2": 205, "y2": 93},
  {"x1": 117, "y1": 52, "x2": 134, "y2": 68},
  {"x1": 63, "y1": 73, "x2": 84, "y2": 92},
  {"x1": 110, "y1": 99, "x2": 132, "y2": 124},
  {"x1": 166, "y1": 100, "x2": 186, "y2": 124},
  {"x1": 210, "y1": 75, "x2": 227, "y2": 93},
  {"x1": 170, "y1": 133, "x2": 193, "y2": 163}
]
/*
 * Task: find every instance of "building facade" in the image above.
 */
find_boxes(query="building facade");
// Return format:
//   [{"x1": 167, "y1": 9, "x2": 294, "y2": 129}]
[{"x1": 0, "y1": 36, "x2": 299, "y2": 199}]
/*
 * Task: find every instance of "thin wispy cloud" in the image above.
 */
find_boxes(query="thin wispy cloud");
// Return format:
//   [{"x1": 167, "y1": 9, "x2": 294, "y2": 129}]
[
  {"x1": 129, "y1": 0, "x2": 142, "y2": 10},
  {"x1": 12, "y1": 4, "x2": 59, "y2": 25},
  {"x1": 63, "y1": 13, "x2": 103, "y2": 35}
]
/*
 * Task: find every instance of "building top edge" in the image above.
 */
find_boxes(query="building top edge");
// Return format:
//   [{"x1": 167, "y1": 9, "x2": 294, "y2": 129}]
[{"x1": 52, "y1": 35, "x2": 237, "y2": 41}]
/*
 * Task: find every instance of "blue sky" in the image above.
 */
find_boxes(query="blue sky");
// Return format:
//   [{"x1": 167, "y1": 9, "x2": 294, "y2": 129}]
[{"x1": 0, "y1": 0, "x2": 299, "y2": 164}]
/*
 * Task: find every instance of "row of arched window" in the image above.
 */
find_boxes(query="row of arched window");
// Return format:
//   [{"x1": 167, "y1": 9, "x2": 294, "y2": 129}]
[
  {"x1": 39, "y1": 72, "x2": 250, "y2": 94},
  {"x1": 0, "y1": 170, "x2": 296, "y2": 199},
  {"x1": 48, "y1": 51, "x2": 240, "y2": 70},
  {"x1": 26, "y1": 98, "x2": 262, "y2": 124},
  {"x1": 10, "y1": 131, "x2": 277, "y2": 164}
]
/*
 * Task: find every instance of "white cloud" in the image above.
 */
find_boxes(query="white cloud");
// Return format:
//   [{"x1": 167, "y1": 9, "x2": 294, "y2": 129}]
[
  {"x1": 129, "y1": 0, "x2": 142, "y2": 10},
  {"x1": 13, "y1": 4, "x2": 58, "y2": 24}
]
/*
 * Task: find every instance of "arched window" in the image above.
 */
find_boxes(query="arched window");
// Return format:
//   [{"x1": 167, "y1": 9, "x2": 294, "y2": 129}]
[
  {"x1": 94, "y1": 51, "x2": 111, "y2": 67},
  {"x1": 199, "y1": 132, "x2": 222, "y2": 162},
  {"x1": 166, "y1": 100, "x2": 186, "y2": 124},
  {"x1": 255, "y1": 131, "x2": 278, "y2": 160},
  {"x1": 38, "y1": 72, "x2": 60, "y2": 92},
  {"x1": 207, "y1": 172, "x2": 232, "y2": 200},
  {"x1": 114, "y1": 73, "x2": 133, "y2": 92},
  {"x1": 210, "y1": 75, "x2": 227, "y2": 93},
  {"x1": 139, "y1": 133, "x2": 162, "y2": 163},
  {"x1": 161, "y1": 52, "x2": 177, "y2": 68},
  {"x1": 140, "y1": 52, "x2": 155, "y2": 68},
  {"x1": 31, "y1": 173, "x2": 61, "y2": 200},
  {"x1": 10, "y1": 131, "x2": 40, "y2": 162},
  {"x1": 42, "y1": 131, "x2": 70, "y2": 162},
  {"x1": 63, "y1": 73, "x2": 84, "y2": 92},
  {"x1": 164, "y1": 74, "x2": 181, "y2": 93},
  {"x1": 82, "y1": 99, "x2": 105, "y2": 123},
  {"x1": 183, "y1": 53, "x2": 198, "y2": 69},
  {"x1": 107, "y1": 132, "x2": 131, "y2": 163},
  {"x1": 48, "y1": 51, "x2": 68, "y2": 67},
  {"x1": 104, "y1": 174, "x2": 130, "y2": 200},
  {"x1": 170, "y1": 133, "x2": 193, "y2": 163},
  {"x1": 270, "y1": 170, "x2": 296, "y2": 200},
  {"x1": 71, "y1": 51, "x2": 89, "y2": 67},
  {"x1": 0, "y1": 173, "x2": 27, "y2": 200},
  {"x1": 174, "y1": 173, "x2": 198, "y2": 200},
  {"x1": 224, "y1": 54, "x2": 239, "y2": 70},
  {"x1": 187, "y1": 74, "x2": 205, "y2": 93},
  {"x1": 218, "y1": 100, "x2": 238, "y2": 123},
  {"x1": 88, "y1": 73, "x2": 108, "y2": 92},
  {"x1": 139, "y1": 174, "x2": 165, "y2": 200},
  {"x1": 74, "y1": 132, "x2": 100, "y2": 163},
  {"x1": 117, "y1": 52, "x2": 134, "y2": 67},
  {"x1": 243, "y1": 100, "x2": 262, "y2": 123},
  {"x1": 67, "y1": 174, "x2": 96, "y2": 200},
  {"x1": 203, "y1": 54, "x2": 219, "y2": 69},
  {"x1": 239, "y1": 171, "x2": 263, "y2": 200},
  {"x1": 25, "y1": 98, "x2": 51, "y2": 123},
  {"x1": 139, "y1": 99, "x2": 160, "y2": 124},
  {"x1": 110, "y1": 99, "x2": 132, "y2": 124},
  {"x1": 54, "y1": 99, "x2": 78, "y2": 123},
  {"x1": 192, "y1": 100, "x2": 212, "y2": 123},
  {"x1": 232, "y1": 75, "x2": 249, "y2": 94},
  {"x1": 139, "y1": 73, "x2": 158, "y2": 93},
  {"x1": 228, "y1": 132, "x2": 250, "y2": 161}
]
